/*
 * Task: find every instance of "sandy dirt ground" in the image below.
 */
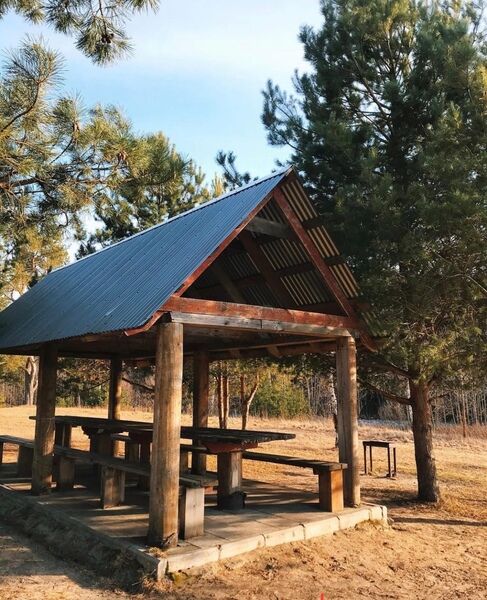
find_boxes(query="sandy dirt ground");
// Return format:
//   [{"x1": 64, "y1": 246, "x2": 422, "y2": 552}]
[{"x1": 0, "y1": 406, "x2": 486, "y2": 600}]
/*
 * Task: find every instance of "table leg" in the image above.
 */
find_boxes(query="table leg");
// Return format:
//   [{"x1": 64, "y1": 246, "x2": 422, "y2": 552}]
[
  {"x1": 138, "y1": 440, "x2": 151, "y2": 490},
  {"x1": 363, "y1": 444, "x2": 367, "y2": 474},
  {"x1": 387, "y1": 447, "x2": 391, "y2": 478},
  {"x1": 55, "y1": 423, "x2": 72, "y2": 447},
  {"x1": 217, "y1": 451, "x2": 245, "y2": 510},
  {"x1": 97, "y1": 432, "x2": 113, "y2": 456},
  {"x1": 369, "y1": 445, "x2": 373, "y2": 473},
  {"x1": 393, "y1": 447, "x2": 397, "y2": 477}
]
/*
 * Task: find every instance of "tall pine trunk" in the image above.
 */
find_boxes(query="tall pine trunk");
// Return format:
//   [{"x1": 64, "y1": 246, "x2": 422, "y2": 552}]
[
  {"x1": 222, "y1": 374, "x2": 229, "y2": 429},
  {"x1": 240, "y1": 375, "x2": 259, "y2": 431},
  {"x1": 24, "y1": 356, "x2": 38, "y2": 405},
  {"x1": 217, "y1": 372, "x2": 224, "y2": 428},
  {"x1": 410, "y1": 380, "x2": 440, "y2": 502}
]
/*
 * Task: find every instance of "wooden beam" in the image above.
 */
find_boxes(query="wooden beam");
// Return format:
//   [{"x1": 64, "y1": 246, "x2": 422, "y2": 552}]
[
  {"x1": 168, "y1": 311, "x2": 348, "y2": 337},
  {"x1": 336, "y1": 336, "x2": 360, "y2": 507},
  {"x1": 147, "y1": 322, "x2": 183, "y2": 548},
  {"x1": 239, "y1": 230, "x2": 296, "y2": 307},
  {"x1": 209, "y1": 339, "x2": 336, "y2": 360},
  {"x1": 192, "y1": 351, "x2": 209, "y2": 475},
  {"x1": 273, "y1": 188, "x2": 356, "y2": 317},
  {"x1": 246, "y1": 217, "x2": 292, "y2": 239},
  {"x1": 161, "y1": 296, "x2": 359, "y2": 330},
  {"x1": 32, "y1": 344, "x2": 58, "y2": 495},
  {"x1": 211, "y1": 262, "x2": 246, "y2": 303}
]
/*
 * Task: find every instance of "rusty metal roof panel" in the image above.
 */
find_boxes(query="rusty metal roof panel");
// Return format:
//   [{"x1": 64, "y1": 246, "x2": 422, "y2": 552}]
[{"x1": 0, "y1": 169, "x2": 289, "y2": 350}]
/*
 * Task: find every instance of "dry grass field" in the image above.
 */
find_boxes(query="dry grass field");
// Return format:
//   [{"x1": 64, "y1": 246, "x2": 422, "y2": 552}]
[{"x1": 0, "y1": 405, "x2": 486, "y2": 600}]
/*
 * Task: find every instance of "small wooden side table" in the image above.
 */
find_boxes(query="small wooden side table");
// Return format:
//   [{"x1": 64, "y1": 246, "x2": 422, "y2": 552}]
[{"x1": 363, "y1": 440, "x2": 397, "y2": 478}]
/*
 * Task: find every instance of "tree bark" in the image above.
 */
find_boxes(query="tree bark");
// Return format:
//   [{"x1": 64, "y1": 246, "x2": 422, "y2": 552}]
[
  {"x1": 222, "y1": 373, "x2": 229, "y2": 429},
  {"x1": 410, "y1": 380, "x2": 440, "y2": 503},
  {"x1": 240, "y1": 375, "x2": 259, "y2": 430},
  {"x1": 24, "y1": 356, "x2": 38, "y2": 405},
  {"x1": 217, "y1": 371, "x2": 224, "y2": 428}
]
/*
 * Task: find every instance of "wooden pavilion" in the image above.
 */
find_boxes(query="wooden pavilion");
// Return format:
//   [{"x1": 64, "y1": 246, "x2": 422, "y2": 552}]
[{"x1": 0, "y1": 167, "x2": 374, "y2": 549}]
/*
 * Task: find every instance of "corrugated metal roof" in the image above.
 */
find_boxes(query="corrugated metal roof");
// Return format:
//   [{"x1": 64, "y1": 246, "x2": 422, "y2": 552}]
[{"x1": 0, "y1": 169, "x2": 289, "y2": 350}]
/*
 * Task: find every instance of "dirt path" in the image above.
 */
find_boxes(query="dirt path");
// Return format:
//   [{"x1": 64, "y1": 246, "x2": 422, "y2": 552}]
[
  {"x1": 0, "y1": 521, "x2": 129, "y2": 600},
  {"x1": 168, "y1": 505, "x2": 486, "y2": 600},
  {"x1": 0, "y1": 407, "x2": 485, "y2": 599},
  {"x1": 0, "y1": 508, "x2": 485, "y2": 600}
]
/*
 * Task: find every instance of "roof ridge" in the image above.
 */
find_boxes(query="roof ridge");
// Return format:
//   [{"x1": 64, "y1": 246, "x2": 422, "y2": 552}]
[{"x1": 53, "y1": 166, "x2": 292, "y2": 275}]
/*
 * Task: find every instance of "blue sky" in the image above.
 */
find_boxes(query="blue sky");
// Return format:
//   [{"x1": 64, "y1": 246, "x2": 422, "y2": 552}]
[{"x1": 0, "y1": 1, "x2": 323, "y2": 181}]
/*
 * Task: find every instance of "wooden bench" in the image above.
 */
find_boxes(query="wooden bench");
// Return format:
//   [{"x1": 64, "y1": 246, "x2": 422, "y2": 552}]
[
  {"x1": 0, "y1": 435, "x2": 216, "y2": 539},
  {"x1": 56, "y1": 445, "x2": 217, "y2": 539},
  {"x1": 243, "y1": 451, "x2": 346, "y2": 512},
  {"x1": 0, "y1": 435, "x2": 35, "y2": 477}
]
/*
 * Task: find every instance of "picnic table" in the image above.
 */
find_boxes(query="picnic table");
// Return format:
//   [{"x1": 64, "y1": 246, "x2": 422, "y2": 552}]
[
  {"x1": 36, "y1": 415, "x2": 295, "y2": 509},
  {"x1": 363, "y1": 439, "x2": 397, "y2": 478}
]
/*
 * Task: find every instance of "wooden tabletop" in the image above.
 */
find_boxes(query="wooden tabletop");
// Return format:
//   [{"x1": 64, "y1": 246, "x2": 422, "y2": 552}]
[{"x1": 34, "y1": 415, "x2": 295, "y2": 446}]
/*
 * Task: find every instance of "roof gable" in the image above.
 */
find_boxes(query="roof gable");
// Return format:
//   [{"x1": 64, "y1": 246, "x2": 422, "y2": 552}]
[{"x1": 0, "y1": 169, "x2": 288, "y2": 351}]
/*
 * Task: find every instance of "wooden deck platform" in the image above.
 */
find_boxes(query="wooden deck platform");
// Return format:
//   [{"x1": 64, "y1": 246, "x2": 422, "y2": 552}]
[{"x1": 0, "y1": 464, "x2": 386, "y2": 577}]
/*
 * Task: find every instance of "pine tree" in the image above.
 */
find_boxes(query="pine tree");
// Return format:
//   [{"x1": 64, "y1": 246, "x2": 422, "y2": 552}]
[
  {"x1": 0, "y1": 39, "x2": 140, "y2": 298},
  {"x1": 262, "y1": 0, "x2": 487, "y2": 502},
  {"x1": 82, "y1": 133, "x2": 219, "y2": 250},
  {"x1": 0, "y1": 0, "x2": 160, "y2": 63}
]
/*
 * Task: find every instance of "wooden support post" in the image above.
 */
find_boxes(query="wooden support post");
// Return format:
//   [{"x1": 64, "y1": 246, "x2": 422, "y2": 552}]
[
  {"x1": 108, "y1": 357, "x2": 123, "y2": 456},
  {"x1": 335, "y1": 336, "x2": 360, "y2": 507},
  {"x1": 192, "y1": 351, "x2": 209, "y2": 475},
  {"x1": 317, "y1": 470, "x2": 344, "y2": 512},
  {"x1": 32, "y1": 344, "x2": 58, "y2": 496},
  {"x1": 179, "y1": 487, "x2": 205, "y2": 539},
  {"x1": 147, "y1": 322, "x2": 183, "y2": 549},
  {"x1": 217, "y1": 451, "x2": 245, "y2": 510}
]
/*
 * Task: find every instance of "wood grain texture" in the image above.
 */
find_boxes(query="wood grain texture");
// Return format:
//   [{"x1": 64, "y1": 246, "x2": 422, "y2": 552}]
[
  {"x1": 336, "y1": 336, "x2": 360, "y2": 507},
  {"x1": 147, "y1": 322, "x2": 184, "y2": 548}
]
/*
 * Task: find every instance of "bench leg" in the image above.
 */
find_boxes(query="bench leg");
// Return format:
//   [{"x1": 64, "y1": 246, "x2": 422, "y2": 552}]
[
  {"x1": 124, "y1": 441, "x2": 140, "y2": 483},
  {"x1": 101, "y1": 466, "x2": 125, "y2": 508},
  {"x1": 125, "y1": 441, "x2": 140, "y2": 463},
  {"x1": 179, "y1": 487, "x2": 205, "y2": 539},
  {"x1": 180, "y1": 450, "x2": 190, "y2": 474},
  {"x1": 138, "y1": 441, "x2": 151, "y2": 491},
  {"x1": 56, "y1": 456, "x2": 75, "y2": 490},
  {"x1": 17, "y1": 446, "x2": 34, "y2": 477},
  {"x1": 318, "y1": 470, "x2": 344, "y2": 512}
]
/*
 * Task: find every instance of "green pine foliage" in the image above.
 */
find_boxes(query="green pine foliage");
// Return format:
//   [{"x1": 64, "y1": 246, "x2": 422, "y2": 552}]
[
  {"x1": 0, "y1": 0, "x2": 160, "y2": 63},
  {"x1": 262, "y1": 0, "x2": 486, "y2": 395},
  {"x1": 81, "y1": 133, "x2": 220, "y2": 251},
  {"x1": 0, "y1": 39, "x2": 138, "y2": 299},
  {"x1": 262, "y1": 0, "x2": 486, "y2": 501}
]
